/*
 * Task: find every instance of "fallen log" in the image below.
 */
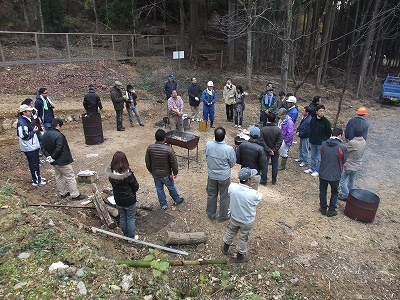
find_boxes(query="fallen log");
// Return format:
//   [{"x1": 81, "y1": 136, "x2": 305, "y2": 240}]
[
  {"x1": 92, "y1": 184, "x2": 116, "y2": 228},
  {"x1": 92, "y1": 226, "x2": 189, "y2": 255},
  {"x1": 28, "y1": 203, "x2": 95, "y2": 209},
  {"x1": 106, "y1": 205, "x2": 119, "y2": 218},
  {"x1": 117, "y1": 258, "x2": 227, "y2": 268},
  {"x1": 164, "y1": 231, "x2": 207, "y2": 245}
]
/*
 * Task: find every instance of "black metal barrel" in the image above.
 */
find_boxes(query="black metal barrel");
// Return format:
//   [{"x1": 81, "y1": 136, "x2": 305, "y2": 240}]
[
  {"x1": 82, "y1": 113, "x2": 104, "y2": 145},
  {"x1": 344, "y1": 189, "x2": 380, "y2": 223}
]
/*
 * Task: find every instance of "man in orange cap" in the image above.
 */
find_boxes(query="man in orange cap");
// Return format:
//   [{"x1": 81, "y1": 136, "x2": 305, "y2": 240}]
[{"x1": 344, "y1": 107, "x2": 370, "y2": 141}]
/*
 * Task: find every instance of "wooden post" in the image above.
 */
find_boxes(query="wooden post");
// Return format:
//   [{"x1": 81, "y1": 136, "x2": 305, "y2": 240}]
[
  {"x1": 111, "y1": 34, "x2": 116, "y2": 60},
  {"x1": 90, "y1": 34, "x2": 94, "y2": 59},
  {"x1": 0, "y1": 41, "x2": 6, "y2": 71},
  {"x1": 131, "y1": 35, "x2": 135, "y2": 58},
  {"x1": 34, "y1": 33, "x2": 40, "y2": 64},
  {"x1": 66, "y1": 33, "x2": 71, "y2": 63}
]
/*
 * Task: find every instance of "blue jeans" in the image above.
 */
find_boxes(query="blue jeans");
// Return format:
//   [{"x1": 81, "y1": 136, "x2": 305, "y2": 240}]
[
  {"x1": 24, "y1": 149, "x2": 41, "y2": 184},
  {"x1": 126, "y1": 104, "x2": 143, "y2": 125},
  {"x1": 339, "y1": 170, "x2": 357, "y2": 198},
  {"x1": 206, "y1": 177, "x2": 230, "y2": 220},
  {"x1": 319, "y1": 178, "x2": 339, "y2": 211},
  {"x1": 153, "y1": 175, "x2": 181, "y2": 208},
  {"x1": 234, "y1": 110, "x2": 243, "y2": 126},
  {"x1": 261, "y1": 154, "x2": 279, "y2": 183},
  {"x1": 298, "y1": 138, "x2": 309, "y2": 165},
  {"x1": 116, "y1": 203, "x2": 136, "y2": 238},
  {"x1": 310, "y1": 144, "x2": 321, "y2": 172}
]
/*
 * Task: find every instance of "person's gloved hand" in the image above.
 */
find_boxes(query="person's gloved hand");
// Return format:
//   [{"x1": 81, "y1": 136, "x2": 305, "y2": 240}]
[{"x1": 46, "y1": 156, "x2": 55, "y2": 163}]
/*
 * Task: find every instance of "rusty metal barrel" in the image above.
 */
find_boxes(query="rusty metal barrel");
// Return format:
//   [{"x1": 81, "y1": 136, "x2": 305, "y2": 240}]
[
  {"x1": 344, "y1": 189, "x2": 380, "y2": 223},
  {"x1": 82, "y1": 112, "x2": 104, "y2": 145}
]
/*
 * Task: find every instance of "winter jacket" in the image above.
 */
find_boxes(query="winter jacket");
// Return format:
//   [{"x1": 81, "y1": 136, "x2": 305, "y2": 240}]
[
  {"x1": 259, "y1": 92, "x2": 277, "y2": 112},
  {"x1": 319, "y1": 137, "x2": 348, "y2": 181},
  {"x1": 344, "y1": 115, "x2": 370, "y2": 141},
  {"x1": 236, "y1": 138, "x2": 267, "y2": 173},
  {"x1": 125, "y1": 90, "x2": 138, "y2": 109},
  {"x1": 106, "y1": 168, "x2": 139, "y2": 207},
  {"x1": 202, "y1": 89, "x2": 216, "y2": 105},
  {"x1": 309, "y1": 116, "x2": 332, "y2": 145},
  {"x1": 110, "y1": 86, "x2": 125, "y2": 110},
  {"x1": 279, "y1": 116, "x2": 295, "y2": 146},
  {"x1": 223, "y1": 84, "x2": 236, "y2": 105},
  {"x1": 287, "y1": 106, "x2": 299, "y2": 124},
  {"x1": 164, "y1": 80, "x2": 177, "y2": 99},
  {"x1": 309, "y1": 102, "x2": 318, "y2": 117},
  {"x1": 234, "y1": 92, "x2": 245, "y2": 111},
  {"x1": 145, "y1": 141, "x2": 179, "y2": 177},
  {"x1": 188, "y1": 83, "x2": 202, "y2": 107},
  {"x1": 296, "y1": 115, "x2": 311, "y2": 138},
  {"x1": 41, "y1": 128, "x2": 73, "y2": 166},
  {"x1": 83, "y1": 91, "x2": 103, "y2": 113},
  {"x1": 17, "y1": 115, "x2": 40, "y2": 152},
  {"x1": 35, "y1": 94, "x2": 54, "y2": 123},
  {"x1": 260, "y1": 123, "x2": 283, "y2": 153},
  {"x1": 344, "y1": 137, "x2": 366, "y2": 172},
  {"x1": 205, "y1": 140, "x2": 236, "y2": 180}
]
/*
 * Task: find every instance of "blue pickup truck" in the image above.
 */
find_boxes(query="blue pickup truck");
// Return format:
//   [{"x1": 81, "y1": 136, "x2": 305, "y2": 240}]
[{"x1": 380, "y1": 76, "x2": 400, "y2": 104}]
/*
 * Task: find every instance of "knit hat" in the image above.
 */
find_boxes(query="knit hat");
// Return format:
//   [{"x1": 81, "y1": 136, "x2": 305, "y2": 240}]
[{"x1": 239, "y1": 167, "x2": 257, "y2": 181}]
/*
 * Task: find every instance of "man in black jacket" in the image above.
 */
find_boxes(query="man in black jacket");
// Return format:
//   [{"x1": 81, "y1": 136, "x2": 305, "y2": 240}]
[
  {"x1": 83, "y1": 84, "x2": 103, "y2": 114},
  {"x1": 236, "y1": 126, "x2": 267, "y2": 190},
  {"x1": 42, "y1": 118, "x2": 86, "y2": 201},
  {"x1": 187, "y1": 77, "x2": 202, "y2": 122},
  {"x1": 110, "y1": 81, "x2": 126, "y2": 131},
  {"x1": 260, "y1": 113, "x2": 283, "y2": 185}
]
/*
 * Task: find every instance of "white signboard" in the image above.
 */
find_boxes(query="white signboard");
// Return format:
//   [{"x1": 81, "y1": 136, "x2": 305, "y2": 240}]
[{"x1": 173, "y1": 51, "x2": 184, "y2": 59}]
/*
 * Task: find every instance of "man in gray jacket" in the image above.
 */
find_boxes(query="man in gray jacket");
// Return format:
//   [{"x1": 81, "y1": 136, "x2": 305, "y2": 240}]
[
  {"x1": 318, "y1": 128, "x2": 348, "y2": 217},
  {"x1": 110, "y1": 81, "x2": 125, "y2": 131},
  {"x1": 145, "y1": 129, "x2": 184, "y2": 210},
  {"x1": 205, "y1": 127, "x2": 236, "y2": 221},
  {"x1": 339, "y1": 127, "x2": 366, "y2": 201}
]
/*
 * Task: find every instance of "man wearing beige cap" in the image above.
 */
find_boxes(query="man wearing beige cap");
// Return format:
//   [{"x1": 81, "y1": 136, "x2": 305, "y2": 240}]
[
  {"x1": 110, "y1": 81, "x2": 126, "y2": 131},
  {"x1": 17, "y1": 104, "x2": 46, "y2": 186}
]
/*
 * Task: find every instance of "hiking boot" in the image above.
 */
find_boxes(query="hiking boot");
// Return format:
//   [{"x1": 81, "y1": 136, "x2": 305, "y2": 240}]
[
  {"x1": 60, "y1": 192, "x2": 70, "y2": 199},
  {"x1": 327, "y1": 210, "x2": 338, "y2": 217},
  {"x1": 221, "y1": 243, "x2": 229, "y2": 255},
  {"x1": 71, "y1": 194, "x2": 86, "y2": 201},
  {"x1": 234, "y1": 252, "x2": 250, "y2": 263},
  {"x1": 319, "y1": 207, "x2": 327, "y2": 215}
]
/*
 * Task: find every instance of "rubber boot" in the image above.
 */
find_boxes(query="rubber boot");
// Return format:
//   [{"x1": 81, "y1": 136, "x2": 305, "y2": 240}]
[
  {"x1": 210, "y1": 121, "x2": 215, "y2": 128},
  {"x1": 234, "y1": 252, "x2": 249, "y2": 263},
  {"x1": 221, "y1": 243, "x2": 229, "y2": 255},
  {"x1": 278, "y1": 156, "x2": 288, "y2": 170}
]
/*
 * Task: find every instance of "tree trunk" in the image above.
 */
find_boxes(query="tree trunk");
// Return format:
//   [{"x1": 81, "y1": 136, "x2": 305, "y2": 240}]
[
  {"x1": 179, "y1": 0, "x2": 185, "y2": 51},
  {"x1": 316, "y1": 0, "x2": 332, "y2": 86},
  {"x1": 37, "y1": 0, "x2": 45, "y2": 33},
  {"x1": 189, "y1": 0, "x2": 199, "y2": 63},
  {"x1": 93, "y1": 0, "x2": 99, "y2": 33},
  {"x1": 280, "y1": 0, "x2": 292, "y2": 92},
  {"x1": 357, "y1": 0, "x2": 381, "y2": 97},
  {"x1": 321, "y1": 4, "x2": 336, "y2": 85},
  {"x1": 228, "y1": 0, "x2": 235, "y2": 65},
  {"x1": 164, "y1": 231, "x2": 207, "y2": 245},
  {"x1": 308, "y1": 0, "x2": 320, "y2": 71},
  {"x1": 246, "y1": 21, "x2": 253, "y2": 89}
]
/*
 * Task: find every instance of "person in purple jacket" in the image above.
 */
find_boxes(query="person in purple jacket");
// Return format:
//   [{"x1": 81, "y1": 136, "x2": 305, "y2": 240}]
[{"x1": 277, "y1": 108, "x2": 294, "y2": 170}]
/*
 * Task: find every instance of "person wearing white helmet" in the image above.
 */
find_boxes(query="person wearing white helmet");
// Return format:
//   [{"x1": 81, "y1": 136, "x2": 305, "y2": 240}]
[
  {"x1": 286, "y1": 95, "x2": 298, "y2": 124},
  {"x1": 202, "y1": 81, "x2": 217, "y2": 128}
]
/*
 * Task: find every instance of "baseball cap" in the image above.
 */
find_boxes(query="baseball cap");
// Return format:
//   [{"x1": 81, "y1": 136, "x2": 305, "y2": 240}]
[
  {"x1": 249, "y1": 126, "x2": 260, "y2": 137},
  {"x1": 239, "y1": 167, "x2": 257, "y2": 181},
  {"x1": 88, "y1": 84, "x2": 95, "y2": 90},
  {"x1": 115, "y1": 80, "x2": 123, "y2": 86},
  {"x1": 19, "y1": 104, "x2": 34, "y2": 113},
  {"x1": 169, "y1": 73, "x2": 174, "y2": 78},
  {"x1": 207, "y1": 81, "x2": 214, "y2": 87}
]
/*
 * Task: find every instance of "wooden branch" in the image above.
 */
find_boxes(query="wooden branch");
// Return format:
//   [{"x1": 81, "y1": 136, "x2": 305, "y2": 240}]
[
  {"x1": 164, "y1": 231, "x2": 207, "y2": 245},
  {"x1": 116, "y1": 259, "x2": 227, "y2": 268},
  {"x1": 92, "y1": 184, "x2": 116, "y2": 228}
]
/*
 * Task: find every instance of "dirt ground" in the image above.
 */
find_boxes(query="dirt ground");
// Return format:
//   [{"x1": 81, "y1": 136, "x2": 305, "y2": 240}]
[{"x1": 0, "y1": 60, "x2": 399, "y2": 299}]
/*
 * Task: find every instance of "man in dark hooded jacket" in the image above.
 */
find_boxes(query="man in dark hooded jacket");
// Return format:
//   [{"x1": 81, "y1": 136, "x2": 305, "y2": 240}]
[
  {"x1": 110, "y1": 81, "x2": 125, "y2": 131},
  {"x1": 236, "y1": 126, "x2": 267, "y2": 190},
  {"x1": 318, "y1": 128, "x2": 348, "y2": 217}
]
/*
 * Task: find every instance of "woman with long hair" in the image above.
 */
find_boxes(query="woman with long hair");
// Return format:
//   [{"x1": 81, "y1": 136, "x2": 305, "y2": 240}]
[{"x1": 106, "y1": 151, "x2": 139, "y2": 240}]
